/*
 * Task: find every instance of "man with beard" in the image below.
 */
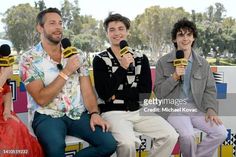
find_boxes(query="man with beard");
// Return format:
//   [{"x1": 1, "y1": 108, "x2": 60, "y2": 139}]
[{"x1": 19, "y1": 8, "x2": 116, "y2": 157}]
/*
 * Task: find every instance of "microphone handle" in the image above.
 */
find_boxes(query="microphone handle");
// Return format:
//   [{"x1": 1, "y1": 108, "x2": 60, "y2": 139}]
[
  {"x1": 6, "y1": 79, "x2": 11, "y2": 85},
  {"x1": 179, "y1": 76, "x2": 183, "y2": 84},
  {"x1": 128, "y1": 52, "x2": 134, "y2": 71},
  {"x1": 128, "y1": 62, "x2": 134, "y2": 71}
]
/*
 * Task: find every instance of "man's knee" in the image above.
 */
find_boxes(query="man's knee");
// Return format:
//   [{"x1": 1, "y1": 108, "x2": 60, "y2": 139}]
[
  {"x1": 167, "y1": 130, "x2": 179, "y2": 144},
  {"x1": 179, "y1": 132, "x2": 195, "y2": 143},
  {"x1": 102, "y1": 137, "x2": 117, "y2": 155},
  {"x1": 212, "y1": 128, "x2": 228, "y2": 143},
  {"x1": 158, "y1": 128, "x2": 179, "y2": 145},
  {"x1": 42, "y1": 140, "x2": 65, "y2": 157},
  {"x1": 95, "y1": 133, "x2": 117, "y2": 156},
  {"x1": 36, "y1": 133, "x2": 65, "y2": 157}
]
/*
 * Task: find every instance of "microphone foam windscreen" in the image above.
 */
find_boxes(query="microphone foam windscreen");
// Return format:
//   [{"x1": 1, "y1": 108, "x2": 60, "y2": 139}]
[
  {"x1": 176, "y1": 50, "x2": 184, "y2": 59},
  {"x1": 0, "y1": 44, "x2": 11, "y2": 56},
  {"x1": 57, "y1": 63, "x2": 63, "y2": 71},
  {"x1": 119, "y1": 40, "x2": 128, "y2": 49},
  {"x1": 61, "y1": 38, "x2": 71, "y2": 49}
]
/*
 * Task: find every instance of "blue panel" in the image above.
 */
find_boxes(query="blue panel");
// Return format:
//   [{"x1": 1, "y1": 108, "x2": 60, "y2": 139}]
[
  {"x1": 20, "y1": 82, "x2": 26, "y2": 91},
  {"x1": 216, "y1": 83, "x2": 227, "y2": 99},
  {"x1": 226, "y1": 129, "x2": 231, "y2": 142}
]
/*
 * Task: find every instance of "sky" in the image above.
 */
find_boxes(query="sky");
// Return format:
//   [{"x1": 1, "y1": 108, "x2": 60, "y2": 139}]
[{"x1": 0, "y1": 0, "x2": 235, "y2": 32}]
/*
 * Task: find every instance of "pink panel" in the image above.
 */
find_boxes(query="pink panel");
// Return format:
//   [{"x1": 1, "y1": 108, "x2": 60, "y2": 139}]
[
  {"x1": 172, "y1": 142, "x2": 180, "y2": 155},
  {"x1": 13, "y1": 88, "x2": 28, "y2": 113},
  {"x1": 150, "y1": 67, "x2": 156, "y2": 90}
]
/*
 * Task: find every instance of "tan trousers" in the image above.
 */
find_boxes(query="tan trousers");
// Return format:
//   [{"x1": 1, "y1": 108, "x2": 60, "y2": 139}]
[{"x1": 102, "y1": 109, "x2": 179, "y2": 157}]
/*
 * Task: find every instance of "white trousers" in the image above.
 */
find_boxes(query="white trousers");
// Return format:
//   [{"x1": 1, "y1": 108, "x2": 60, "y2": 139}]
[{"x1": 102, "y1": 109, "x2": 179, "y2": 157}]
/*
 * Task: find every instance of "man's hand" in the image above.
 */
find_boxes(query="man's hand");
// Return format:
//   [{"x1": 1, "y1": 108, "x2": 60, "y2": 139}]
[
  {"x1": 0, "y1": 66, "x2": 13, "y2": 79},
  {"x1": 175, "y1": 65, "x2": 185, "y2": 77},
  {"x1": 90, "y1": 114, "x2": 110, "y2": 132},
  {"x1": 205, "y1": 108, "x2": 223, "y2": 126},
  {"x1": 119, "y1": 53, "x2": 134, "y2": 69},
  {"x1": 64, "y1": 54, "x2": 82, "y2": 76}
]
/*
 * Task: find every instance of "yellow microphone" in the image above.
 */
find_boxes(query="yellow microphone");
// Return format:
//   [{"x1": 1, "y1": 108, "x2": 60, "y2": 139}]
[
  {"x1": 0, "y1": 56, "x2": 15, "y2": 67},
  {"x1": 174, "y1": 50, "x2": 188, "y2": 66},
  {"x1": 61, "y1": 38, "x2": 83, "y2": 73},
  {"x1": 174, "y1": 50, "x2": 187, "y2": 83},
  {"x1": 173, "y1": 58, "x2": 188, "y2": 66},
  {"x1": 0, "y1": 44, "x2": 15, "y2": 67},
  {"x1": 62, "y1": 46, "x2": 78, "y2": 58},
  {"x1": 119, "y1": 41, "x2": 134, "y2": 57},
  {"x1": 61, "y1": 38, "x2": 78, "y2": 58},
  {"x1": 119, "y1": 40, "x2": 134, "y2": 70}
]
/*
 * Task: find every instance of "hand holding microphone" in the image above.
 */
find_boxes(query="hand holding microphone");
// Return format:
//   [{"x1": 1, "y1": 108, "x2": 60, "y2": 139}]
[
  {"x1": 61, "y1": 38, "x2": 83, "y2": 75},
  {"x1": 119, "y1": 40, "x2": 134, "y2": 71},
  {"x1": 173, "y1": 50, "x2": 188, "y2": 83},
  {"x1": 63, "y1": 55, "x2": 81, "y2": 76},
  {"x1": 174, "y1": 65, "x2": 185, "y2": 81},
  {"x1": 119, "y1": 53, "x2": 134, "y2": 70},
  {"x1": 0, "y1": 66, "x2": 13, "y2": 79}
]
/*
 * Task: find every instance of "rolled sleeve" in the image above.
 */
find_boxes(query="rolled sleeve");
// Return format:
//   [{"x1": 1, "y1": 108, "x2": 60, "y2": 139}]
[
  {"x1": 19, "y1": 54, "x2": 42, "y2": 85},
  {"x1": 78, "y1": 51, "x2": 89, "y2": 77}
]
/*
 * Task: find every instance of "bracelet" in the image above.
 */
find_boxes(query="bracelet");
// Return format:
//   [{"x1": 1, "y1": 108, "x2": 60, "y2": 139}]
[
  {"x1": 90, "y1": 111, "x2": 100, "y2": 116},
  {"x1": 59, "y1": 71, "x2": 69, "y2": 81}
]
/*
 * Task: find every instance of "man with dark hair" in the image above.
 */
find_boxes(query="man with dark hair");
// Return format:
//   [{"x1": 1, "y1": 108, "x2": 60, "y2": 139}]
[
  {"x1": 154, "y1": 18, "x2": 227, "y2": 157},
  {"x1": 36, "y1": 7, "x2": 62, "y2": 26},
  {"x1": 93, "y1": 13, "x2": 178, "y2": 157},
  {"x1": 19, "y1": 8, "x2": 116, "y2": 157}
]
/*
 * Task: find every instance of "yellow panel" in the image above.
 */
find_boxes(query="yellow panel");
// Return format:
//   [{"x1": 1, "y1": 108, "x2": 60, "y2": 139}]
[
  {"x1": 65, "y1": 144, "x2": 79, "y2": 152},
  {"x1": 65, "y1": 143, "x2": 83, "y2": 151},
  {"x1": 136, "y1": 151, "x2": 149, "y2": 157},
  {"x1": 89, "y1": 69, "x2": 94, "y2": 86},
  {"x1": 11, "y1": 74, "x2": 21, "y2": 87},
  {"x1": 135, "y1": 151, "x2": 181, "y2": 157},
  {"x1": 218, "y1": 145, "x2": 233, "y2": 157}
]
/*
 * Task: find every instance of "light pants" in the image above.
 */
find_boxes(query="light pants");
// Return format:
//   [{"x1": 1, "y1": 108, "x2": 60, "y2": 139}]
[
  {"x1": 167, "y1": 105, "x2": 227, "y2": 157},
  {"x1": 102, "y1": 110, "x2": 179, "y2": 157}
]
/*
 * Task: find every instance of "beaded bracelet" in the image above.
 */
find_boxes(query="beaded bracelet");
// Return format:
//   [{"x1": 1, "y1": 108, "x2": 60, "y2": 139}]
[{"x1": 59, "y1": 71, "x2": 69, "y2": 81}]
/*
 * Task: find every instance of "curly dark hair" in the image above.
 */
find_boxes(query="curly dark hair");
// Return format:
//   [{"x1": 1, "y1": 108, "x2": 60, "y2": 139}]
[
  {"x1": 103, "y1": 13, "x2": 130, "y2": 32},
  {"x1": 36, "y1": 7, "x2": 61, "y2": 26},
  {"x1": 171, "y1": 18, "x2": 198, "y2": 48}
]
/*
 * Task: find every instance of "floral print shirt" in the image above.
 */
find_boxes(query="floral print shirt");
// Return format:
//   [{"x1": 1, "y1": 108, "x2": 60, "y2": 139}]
[{"x1": 19, "y1": 42, "x2": 89, "y2": 120}]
